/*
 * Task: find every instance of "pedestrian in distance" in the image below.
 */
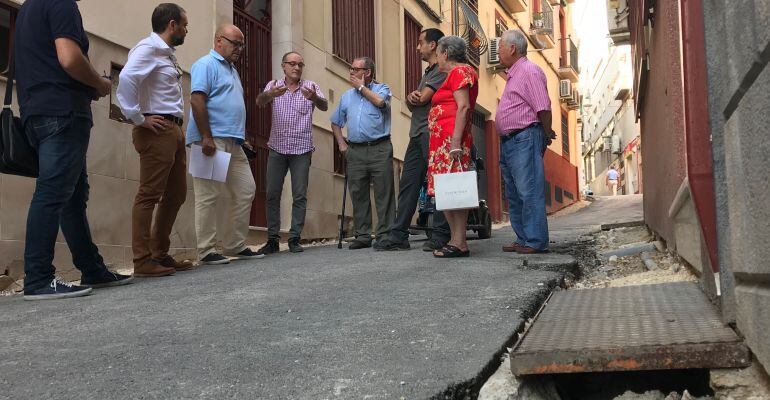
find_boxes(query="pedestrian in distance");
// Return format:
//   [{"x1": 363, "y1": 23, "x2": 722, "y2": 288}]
[
  {"x1": 186, "y1": 24, "x2": 265, "y2": 265},
  {"x1": 425, "y1": 36, "x2": 479, "y2": 258},
  {"x1": 117, "y1": 3, "x2": 193, "y2": 277},
  {"x1": 606, "y1": 165, "x2": 619, "y2": 196},
  {"x1": 331, "y1": 57, "x2": 395, "y2": 250},
  {"x1": 255, "y1": 51, "x2": 328, "y2": 255},
  {"x1": 496, "y1": 29, "x2": 555, "y2": 255},
  {"x1": 15, "y1": 0, "x2": 133, "y2": 300},
  {"x1": 375, "y1": 28, "x2": 453, "y2": 253}
]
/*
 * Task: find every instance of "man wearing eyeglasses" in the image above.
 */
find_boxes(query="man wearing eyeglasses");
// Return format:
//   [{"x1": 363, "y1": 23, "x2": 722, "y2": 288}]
[
  {"x1": 185, "y1": 24, "x2": 263, "y2": 265},
  {"x1": 331, "y1": 57, "x2": 395, "y2": 250},
  {"x1": 255, "y1": 52, "x2": 328, "y2": 255},
  {"x1": 117, "y1": 3, "x2": 192, "y2": 277}
]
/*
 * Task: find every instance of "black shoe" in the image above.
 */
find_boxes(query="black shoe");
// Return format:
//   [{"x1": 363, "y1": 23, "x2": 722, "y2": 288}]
[
  {"x1": 257, "y1": 239, "x2": 280, "y2": 255},
  {"x1": 422, "y1": 239, "x2": 446, "y2": 252},
  {"x1": 349, "y1": 240, "x2": 372, "y2": 250},
  {"x1": 233, "y1": 248, "x2": 265, "y2": 260},
  {"x1": 81, "y1": 269, "x2": 134, "y2": 289},
  {"x1": 24, "y1": 277, "x2": 93, "y2": 301},
  {"x1": 376, "y1": 239, "x2": 410, "y2": 251},
  {"x1": 200, "y1": 253, "x2": 231, "y2": 265},
  {"x1": 288, "y1": 238, "x2": 304, "y2": 253}
]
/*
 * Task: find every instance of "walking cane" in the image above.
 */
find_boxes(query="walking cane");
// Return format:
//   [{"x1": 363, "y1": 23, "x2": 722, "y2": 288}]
[{"x1": 337, "y1": 172, "x2": 348, "y2": 249}]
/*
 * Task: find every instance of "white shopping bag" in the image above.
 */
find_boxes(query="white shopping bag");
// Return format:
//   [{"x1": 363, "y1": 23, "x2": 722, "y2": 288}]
[{"x1": 434, "y1": 164, "x2": 479, "y2": 211}]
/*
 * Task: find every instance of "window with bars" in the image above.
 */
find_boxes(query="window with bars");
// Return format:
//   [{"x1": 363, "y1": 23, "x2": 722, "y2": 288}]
[
  {"x1": 332, "y1": 0, "x2": 376, "y2": 65},
  {"x1": 404, "y1": 13, "x2": 422, "y2": 96},
  {"x1": 0, "y1": 3, "x2": 18, "y2": 75},
  {"x1": 495, "y1": 10, "x2": 508, "y2": 38},
  {"x1": 561, "y1": 112, "x2": 570, "y2": 158}
]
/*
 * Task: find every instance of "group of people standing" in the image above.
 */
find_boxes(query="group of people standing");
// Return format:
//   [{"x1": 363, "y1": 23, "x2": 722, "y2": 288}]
[{"x1": 13, "y1": 0, "x2": 553, "y2": 301}]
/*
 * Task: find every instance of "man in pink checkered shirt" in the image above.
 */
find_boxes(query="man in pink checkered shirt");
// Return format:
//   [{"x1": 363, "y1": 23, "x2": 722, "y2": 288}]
[
  {"x1": 496, "y1": 29, "x2": 556, "y2": 255},
  {"x1": 255, "y1": 51, "x2": 328, "y2": 255}
]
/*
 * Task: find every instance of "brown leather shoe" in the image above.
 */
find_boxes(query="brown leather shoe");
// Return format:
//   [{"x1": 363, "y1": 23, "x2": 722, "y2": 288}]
[
  {"x1": 515, "y1": 246, "x2": 548, "y2": 254},
  {"x1": 133, "y1": 260, "x2": 175, "y2": 277},
  {"x1": 156, "y1": 255, "x2": 194, "y2": 271},
  {"x1": 503, "y1": 242, "x2": 526, "y2": 252}
]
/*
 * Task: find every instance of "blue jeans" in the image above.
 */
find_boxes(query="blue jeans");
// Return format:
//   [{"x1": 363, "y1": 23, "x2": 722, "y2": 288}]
[
  {"x1": 23, "y1": 115, "x2": 106, "y2": 291},
  {"x1": 499, "y1": 124, "x2": 549, "y2": 250}
]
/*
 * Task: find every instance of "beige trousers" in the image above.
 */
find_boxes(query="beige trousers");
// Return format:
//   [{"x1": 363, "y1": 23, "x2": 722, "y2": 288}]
[
  {"x1": 609, "y1": 180, "x2": 618, "y2": 196},
  {"x1": 193, "y1": 137, "x2": 256, "y2": 259}
]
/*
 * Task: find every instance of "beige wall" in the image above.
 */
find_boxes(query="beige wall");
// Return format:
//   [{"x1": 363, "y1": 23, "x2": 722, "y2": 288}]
[
  {"x1": 475, "y1": 0, "x2": 579, "y2": 163},
  {"x1": 0, "y1": 1, "x2": 230, "y2": 277}
]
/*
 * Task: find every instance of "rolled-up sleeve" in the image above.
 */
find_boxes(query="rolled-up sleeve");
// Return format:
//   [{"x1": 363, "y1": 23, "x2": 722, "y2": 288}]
[
  {"x1": 330, "y1": 94, "x2": 347, "y2": 128},
  {"x1": 375, "y1": 83, "x2": 392, "y2": 109},
  {"x1": 117, "y1": 45, "x2": 156, "y2": 125}
]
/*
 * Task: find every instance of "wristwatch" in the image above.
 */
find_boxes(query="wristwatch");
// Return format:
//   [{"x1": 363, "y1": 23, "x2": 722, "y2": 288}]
[{"x1": 357, "y1": 85, "x2": 364, "y2": 92}]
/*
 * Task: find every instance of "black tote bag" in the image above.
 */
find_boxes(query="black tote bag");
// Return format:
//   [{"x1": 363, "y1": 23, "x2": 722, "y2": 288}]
[{"x1": 0, "y1": 56, "x2": 39, "y2": 178}]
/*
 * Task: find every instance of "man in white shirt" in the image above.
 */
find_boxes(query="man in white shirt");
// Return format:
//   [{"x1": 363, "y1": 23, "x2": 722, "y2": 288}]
[{"x1": 117, "y1": 3, "x2": 191, "y2": 277}]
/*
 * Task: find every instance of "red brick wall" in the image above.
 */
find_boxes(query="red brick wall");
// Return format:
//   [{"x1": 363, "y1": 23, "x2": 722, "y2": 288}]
[
  {"x1": 544, "y1": 149, "x2": 579, "y2": 213},
  {"x1": 630, "y1": 0, "x2": 688, "y2": 245}
]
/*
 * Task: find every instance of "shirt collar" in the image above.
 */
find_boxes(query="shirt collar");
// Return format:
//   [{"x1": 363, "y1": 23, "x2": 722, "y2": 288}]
[
  {"x1": 150, "y1": 32, "x2": 172, "y2": 50},
  {"x1": 424, "y1": 62, "x2": 438, "y2": 74},
  {"x1": 278, "y1": 77, "x2": 305, "y2": 92},
  {"x1": 505, "y1": 56, "x2": 527, "y2": 79},
  {"x1": 209, "y1": 49, "x2": 226, "y2": 62}
]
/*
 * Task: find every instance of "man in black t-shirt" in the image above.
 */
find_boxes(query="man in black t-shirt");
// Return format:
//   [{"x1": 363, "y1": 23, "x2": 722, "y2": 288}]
[
  {"x1": 375, "y1": 28, "x2": 451, "y2": 252},
  {"x1": 15, "y1": 0, "x2": 133, "y2": 300}
]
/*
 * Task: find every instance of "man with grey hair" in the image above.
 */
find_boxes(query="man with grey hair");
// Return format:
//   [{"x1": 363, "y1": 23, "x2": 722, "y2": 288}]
[
  {"x1": 496, "y1": 29, "x2": 555, "y2": 254},
  {"x1": 331, "y1": 57, "x2": 395, "y2": 249}
]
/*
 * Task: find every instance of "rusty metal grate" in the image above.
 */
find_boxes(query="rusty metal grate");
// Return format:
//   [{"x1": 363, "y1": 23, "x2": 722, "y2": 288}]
[{"x1": 510, "y1": 282, "x2": 750, "y2": 375}]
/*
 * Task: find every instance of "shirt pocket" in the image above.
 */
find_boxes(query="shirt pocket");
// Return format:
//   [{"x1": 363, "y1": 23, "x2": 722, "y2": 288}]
[
  {"x1": 364, "y1": 102, "x2": 382, "y2": 119},
  {"x1": 295, "y1": 99, "x2": 313, "y2": 115}
]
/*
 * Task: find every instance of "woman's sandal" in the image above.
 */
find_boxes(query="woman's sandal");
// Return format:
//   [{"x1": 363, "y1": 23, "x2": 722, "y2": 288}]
[{"x1": 433, "y1": 244, "x2": 470, "y2": 258}]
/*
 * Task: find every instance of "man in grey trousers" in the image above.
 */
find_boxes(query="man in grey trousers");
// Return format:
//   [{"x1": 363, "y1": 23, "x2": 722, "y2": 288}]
[
  {"x1": 376, "y1": 28, "x2": 451, "y2": 252},
  {"x1": 331, "y1": 56, "x2": 395, "y2": 249},
  {"x1": 255, "y1": 51, "x2": 328, "y2": 254}
]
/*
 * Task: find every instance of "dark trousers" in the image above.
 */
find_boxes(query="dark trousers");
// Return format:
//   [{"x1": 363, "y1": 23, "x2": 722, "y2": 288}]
[
  {"x1": 265, "y1": 150, "x2": 312, "y2": 241},
  {"x1": 23, "y1": 115, "x2": 106, "y2": 291},
  {"x1": 346, "y1": 140, "x2": 395, "y2": 243},
  {"x1": 387, "y1": 132, "x2": 449, "y2": 243},
  {"x1": 131, "y1": 124, "x2": 188, "y2": 266}
]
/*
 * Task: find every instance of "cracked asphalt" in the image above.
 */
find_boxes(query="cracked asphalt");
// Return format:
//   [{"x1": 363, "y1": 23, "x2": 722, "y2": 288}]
[{"x1": 0, "y1": 196, "x2": 640, "y2": 399}]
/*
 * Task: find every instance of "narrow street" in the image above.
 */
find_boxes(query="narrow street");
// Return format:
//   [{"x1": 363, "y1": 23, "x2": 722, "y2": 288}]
[{"x1": 0, "y1": 197, "x2": 641, "y2": 400}]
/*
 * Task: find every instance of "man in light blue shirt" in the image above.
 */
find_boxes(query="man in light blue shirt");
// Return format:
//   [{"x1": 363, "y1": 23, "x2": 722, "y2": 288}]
[
  {"x1": 331, "y1": 56, "x2": 395, "y2": 249},
  {"x1": 606, "y1": 165, "x2": 619, "y2": 196},
  {"x1": 187, "y1": 24, "x2": 263, "y2": 265}
]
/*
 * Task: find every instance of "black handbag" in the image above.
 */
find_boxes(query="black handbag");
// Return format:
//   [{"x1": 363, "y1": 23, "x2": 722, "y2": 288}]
[{"x1": 0, "y1": 56, "x2": 39, "y2": 178}]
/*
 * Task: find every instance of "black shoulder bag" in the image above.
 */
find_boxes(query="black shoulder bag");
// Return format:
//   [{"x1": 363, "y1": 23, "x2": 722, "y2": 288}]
[{"x1": 1, "y1": 57, "x2": 39, "y2": 178}]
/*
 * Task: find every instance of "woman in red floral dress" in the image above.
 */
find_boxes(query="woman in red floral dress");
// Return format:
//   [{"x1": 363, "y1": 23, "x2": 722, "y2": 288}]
[{"x1": 427, "y1": 35, "x2": 479, "y2": 258}]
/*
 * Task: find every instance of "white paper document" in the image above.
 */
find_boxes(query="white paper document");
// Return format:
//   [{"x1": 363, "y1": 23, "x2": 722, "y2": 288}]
[{"x1": 188, "y1": 144, "x2": 231, "y2": 182}]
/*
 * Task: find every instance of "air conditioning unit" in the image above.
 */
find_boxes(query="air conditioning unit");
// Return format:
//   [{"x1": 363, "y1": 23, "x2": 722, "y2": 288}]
[
  {"x1": 559, "y1": 79, "x2": 572, "y2": 99},
  {"x1": 488, "y1": 37, "x2": 501, "y2": 65}
]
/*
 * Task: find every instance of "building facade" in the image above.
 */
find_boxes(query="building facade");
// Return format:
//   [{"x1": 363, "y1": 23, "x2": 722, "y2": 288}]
[
  {"x1": 0, "y1": 0, "x2": 581, "y2": 280},
  {"x1": 580, "y1": 44, "x2": 642, "y2": 197},
  {"x1": 625, "y1": 0, "x2": 770, "y2": 373}
]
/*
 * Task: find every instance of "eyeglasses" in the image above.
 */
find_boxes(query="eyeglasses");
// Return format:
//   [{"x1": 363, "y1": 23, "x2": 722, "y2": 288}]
[
  {"x1": 283, "y1": 61, "x2": 305, "y2": 69},
  {"x1": 349, "y1": 67, "x2": 370, "y2": 73},
  {"x1": 219, "y1": 36, "x2": 244, "y2": 49}
]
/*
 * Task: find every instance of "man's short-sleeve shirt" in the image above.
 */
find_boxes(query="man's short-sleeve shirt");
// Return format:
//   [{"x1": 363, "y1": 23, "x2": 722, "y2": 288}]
[
  {"x1": 186, "y1": 50, "x2": 247, "y2": 145},
  {"x1": 329, "y1": 82, "x2": 392, "y2": 143},
  {"x1": 408, "y1": 63, "x2": 447, "y2": 138},
  {"x1": 14, "y1": 0, "x2": 94, "y2": 123}
]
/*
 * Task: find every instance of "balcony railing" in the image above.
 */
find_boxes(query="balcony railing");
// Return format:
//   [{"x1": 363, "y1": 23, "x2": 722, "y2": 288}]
[
  {"x1": 559, "y1": 36, "x2": 579, "y2": 73},
  {"x1": 531, "y1": 0, "x2": 554, "y2": 40}
]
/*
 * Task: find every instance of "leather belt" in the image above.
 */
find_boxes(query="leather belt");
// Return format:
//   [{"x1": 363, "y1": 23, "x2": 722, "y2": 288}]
[
  {"x1": 348, "y1": 135, "x2": 390, "y2": 147},
  {"x1": 500, "y1": 123, "x2": 538, "y2": 142},
  {"x1": 144, "y1": 113, "x2": 183, "y2": 127}
]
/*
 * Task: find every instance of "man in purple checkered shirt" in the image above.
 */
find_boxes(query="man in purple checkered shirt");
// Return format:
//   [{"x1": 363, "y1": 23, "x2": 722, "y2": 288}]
[{"x1": 255, "y1": 51, "x2": 327, "y2": 255}]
